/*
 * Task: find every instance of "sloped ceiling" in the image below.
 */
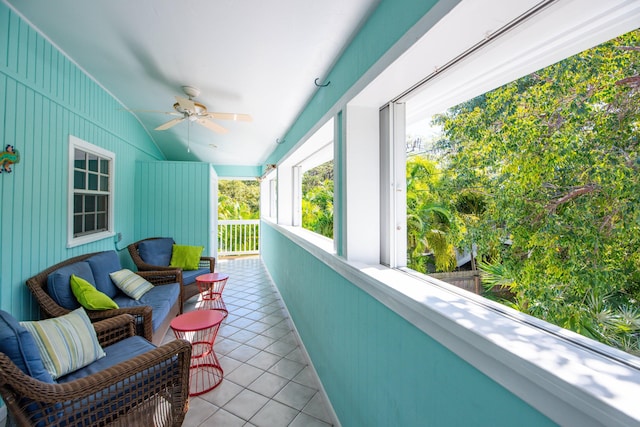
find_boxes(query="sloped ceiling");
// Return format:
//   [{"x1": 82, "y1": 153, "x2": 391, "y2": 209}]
[{"x1": 6, "y1": 0, "x2": 380, "y2": 170}]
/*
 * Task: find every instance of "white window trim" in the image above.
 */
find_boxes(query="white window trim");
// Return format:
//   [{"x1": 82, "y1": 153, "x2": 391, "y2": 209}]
[{"x1": 67, "y1": 135, "x2": 115, "y2": 248}]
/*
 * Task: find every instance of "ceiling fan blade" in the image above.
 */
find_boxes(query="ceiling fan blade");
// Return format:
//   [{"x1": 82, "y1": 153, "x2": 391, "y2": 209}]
[
  {"x1": 175, "y1": 96, "x2": 196, "y2": 112},
  {"x1": 196, "y1": 118, "x2": 229, "y2": 134},
  {"x1": 155, "y1": 117, "x2": 185, "y2": 130},
  {"x1": 206, "y1": 112, "x2": 253, "y2": 122}
]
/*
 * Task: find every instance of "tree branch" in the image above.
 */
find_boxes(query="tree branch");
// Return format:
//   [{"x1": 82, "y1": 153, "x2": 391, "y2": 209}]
[{"x1": 545, "y1": 184, "x2": 599, "y2": 214}]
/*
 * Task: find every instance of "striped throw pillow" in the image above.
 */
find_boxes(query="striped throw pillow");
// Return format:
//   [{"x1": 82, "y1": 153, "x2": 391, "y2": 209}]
[
  {"x1": 109, "y1": 269, "x2": 154, "y2": 300},
  {"x1": 21, "y1": 308, "x2": 105, "y2": 379}
]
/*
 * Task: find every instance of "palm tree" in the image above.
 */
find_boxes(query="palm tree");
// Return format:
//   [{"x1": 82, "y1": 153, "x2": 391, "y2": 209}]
[{"x1": 406, "y1": 156, "x2": 457, "y2": 272}]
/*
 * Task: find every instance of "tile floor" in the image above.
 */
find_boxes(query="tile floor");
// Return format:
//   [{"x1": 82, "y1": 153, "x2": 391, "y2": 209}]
[{"x1": 162, "y1": 256, "x2": 336, "y2": 427}]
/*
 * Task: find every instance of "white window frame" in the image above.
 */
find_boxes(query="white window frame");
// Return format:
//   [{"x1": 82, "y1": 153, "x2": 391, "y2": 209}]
[
  {"x1": 67, "y1": 135, "x2": 115, "y2": 248},
  {"x1": 275, "y1": 118, "x2": 335, "y2": 242}
]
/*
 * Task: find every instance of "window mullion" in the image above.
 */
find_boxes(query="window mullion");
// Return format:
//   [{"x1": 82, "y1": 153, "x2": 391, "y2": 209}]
[{"x1": 380, "y1": 102, "x2": 407, "y2": 268}]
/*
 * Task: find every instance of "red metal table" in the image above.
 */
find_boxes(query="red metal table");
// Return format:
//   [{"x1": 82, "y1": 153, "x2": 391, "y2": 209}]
[
  {"x1": 170, "y1": 309, "x2": 225, "y2": 396},
  {"x1": 195, "y1": 272, "x2": 229, "y2": 314}
]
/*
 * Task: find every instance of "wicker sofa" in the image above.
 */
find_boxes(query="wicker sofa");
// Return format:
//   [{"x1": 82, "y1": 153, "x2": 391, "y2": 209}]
[
  {"x1": 0, "y1": 311, "x2": 191, "y2": 427},
  {"x1": 128, "y1": 237, "x2": 215, "y2": 302},
  {"x1": 26, "y1": 251, "x2": 183, "y2": 345}
]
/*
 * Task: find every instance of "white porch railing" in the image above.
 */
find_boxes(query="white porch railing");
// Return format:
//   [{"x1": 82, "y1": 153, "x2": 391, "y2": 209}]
[{"x1": 218, "y1": 220, "x2": 260, "y2": 255}]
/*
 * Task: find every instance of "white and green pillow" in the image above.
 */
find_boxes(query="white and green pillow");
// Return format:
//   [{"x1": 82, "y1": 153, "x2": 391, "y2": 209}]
[
  {"x1": 109, "y1": 269, "x2": 154, "y2": 300},
  {"x1": 21, "y1": 308, "x2": 105, "y2": 379}
]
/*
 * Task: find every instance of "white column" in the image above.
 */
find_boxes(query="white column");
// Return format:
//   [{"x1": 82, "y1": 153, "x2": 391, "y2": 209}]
[{"x1": 342, "y1": 105, "x2": 380, "y2": 264}]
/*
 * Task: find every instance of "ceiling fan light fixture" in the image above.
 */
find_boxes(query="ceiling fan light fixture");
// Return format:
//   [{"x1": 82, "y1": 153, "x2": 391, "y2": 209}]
[{"x1": 173, "y1": 101, "x2": 207, "y2": 115}]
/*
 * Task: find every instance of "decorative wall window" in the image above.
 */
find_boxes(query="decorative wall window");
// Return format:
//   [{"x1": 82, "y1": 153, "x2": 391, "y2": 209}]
[{"x1": 67, "y1": 135, "x2": 115, "y2": 247}]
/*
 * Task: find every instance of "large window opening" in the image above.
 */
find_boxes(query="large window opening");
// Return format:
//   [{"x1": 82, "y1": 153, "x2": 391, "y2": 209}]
[
  {"x1": 301, "y1": 160, "x2": 334, "y2": 238},
  {"x1": 217, "y1": 179, "x2": 260, "y2": 256},
  {"x1": 272, "y1": 118, "x2": 335, "y2": 242},
  {"x1": 404, "y1": 28, "x2": 640, "y2": 354}
]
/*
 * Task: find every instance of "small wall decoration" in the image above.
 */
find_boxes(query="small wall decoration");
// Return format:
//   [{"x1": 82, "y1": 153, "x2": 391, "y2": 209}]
[{"x1": 0, "y1": 145, "x2": 20, "y2": 174}]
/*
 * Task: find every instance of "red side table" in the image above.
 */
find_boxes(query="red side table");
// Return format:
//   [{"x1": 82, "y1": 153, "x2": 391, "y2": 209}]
[
  {"x1": 170, "y1": 309, "x2": 225, "y2": 396},
  {"x1": 195, "y1": 273, "x2": 229, "y2": 314}
]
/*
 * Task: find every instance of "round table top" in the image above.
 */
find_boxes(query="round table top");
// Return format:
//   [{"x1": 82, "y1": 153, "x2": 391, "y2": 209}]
[
  {"x1": 171, "y1": 309, "x2": 225, "y2": 332},
  {"x1": 196, "y1": 273, "x2": 229, "y2": 283}
]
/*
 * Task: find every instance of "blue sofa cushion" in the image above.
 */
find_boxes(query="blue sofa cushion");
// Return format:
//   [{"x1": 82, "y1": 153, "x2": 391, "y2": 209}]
[
  {"x1": 47, "y1": 262, "x2": 96, "y2": 310},
  {"x1": 0, "y1": 310, "x2": 54, "y2": 384},
  {"x1": 86, "y1": 251, "x2": 121, "y2": 298},
  {"x1": 113, "y1": 283, "x2": 180, "y2": 332},
  {"x1": 182, "y1": 267, "x2": 210, "y2": 286},
  {"x1": 138, "y1": 238, "x2": 174, "y2": 266},
  {"x1": 58, "y1": 336, "x2": 155, "y2": 383}
]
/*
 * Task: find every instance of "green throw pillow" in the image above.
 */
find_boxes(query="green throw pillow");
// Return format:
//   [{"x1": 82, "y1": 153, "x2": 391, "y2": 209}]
[
  {"x1": 170, "y1": 244, "x2": 203, "y2": 270},
  {"x1": 70, "y1": 274, "x2": 119, "y2": 310},
  {"x1": 109, "y1": 269, "x2": 154, "y2": 300},
  {"x1": 21, "y1": 308, "x2": 106, "y2": 379}
]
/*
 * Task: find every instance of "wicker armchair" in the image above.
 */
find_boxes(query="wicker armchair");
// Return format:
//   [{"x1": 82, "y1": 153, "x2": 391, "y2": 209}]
[
  {"x1": 0, "y1": 314, "x2": 191, "y2": 427},
  {"x1": 26, "y1": 252, "x2": 183, "y2": 345},
  {"x1": 128, "y1": 237, "x2": 215, "y2": 302}
]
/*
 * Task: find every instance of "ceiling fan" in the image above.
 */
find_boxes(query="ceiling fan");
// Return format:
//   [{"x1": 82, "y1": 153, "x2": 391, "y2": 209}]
[{"x1": 154, "y1": 86, "x2": 252, "y2": 134}]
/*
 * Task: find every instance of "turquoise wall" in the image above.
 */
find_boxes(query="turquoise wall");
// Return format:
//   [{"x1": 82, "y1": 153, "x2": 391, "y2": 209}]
[
  {"x1": 262, "y1": 223, "x2": 555, "y2": 426},
  {"x1": 134, "y1": 161, "x2": 214, "y2": 255},
  {"x1": 0, "y1": 4, "x2": 165, "y2": 319}
]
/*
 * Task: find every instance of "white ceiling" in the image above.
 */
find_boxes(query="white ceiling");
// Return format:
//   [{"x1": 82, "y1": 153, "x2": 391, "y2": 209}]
[{"x1": 6, "y1": 0, "x2": 380, "y2": 168}]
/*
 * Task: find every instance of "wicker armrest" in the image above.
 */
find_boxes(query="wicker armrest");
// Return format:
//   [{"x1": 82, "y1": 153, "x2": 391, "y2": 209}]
[
  {"x1": 199, "y1": 256, "x2": 216, "y2": 272},
  {"x1": 84, "y1": 305, "x2": 154, "y2": 342},
  {"x1": 0, "y1": 339, "x2": 192, "y2": 427},
  {"x1": 93, "y1": 314, "x2": 136, "y2": 347},
  {"x1": 136, "y1": 269, "x2": 183, "y2": 286}
]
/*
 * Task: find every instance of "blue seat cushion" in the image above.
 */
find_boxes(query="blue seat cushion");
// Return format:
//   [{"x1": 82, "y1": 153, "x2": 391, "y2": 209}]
[
  {"x1": 138, "y1": 238, "x2": 174, "y2": 266},
  {"x1": 113, "y1": 283, "x2": 180, "y2": 332},
  {"x1": 0, "y1": 310, "x2": 54, "y2": 384},
  {"x1": 47, "y1": 262, "x2": 96, "y2": 310},
  {"x1": 181, "y1": 267, "x2": 210, "y2": 286},
  {"x1": 58, "y1": 336, "x2": 155, "y2": 383},
  {"x1": 86, "y1": 251, "x2": 121, "y2": 298},
  {"x1": 58, "y1": 336, "x2": 173, "y2": 426}
]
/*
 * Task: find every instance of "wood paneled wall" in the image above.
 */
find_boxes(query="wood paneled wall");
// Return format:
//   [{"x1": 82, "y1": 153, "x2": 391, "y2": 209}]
[
  {"x1": 135, "y1": 161, "x2": 215, "y2": 255},
  {"x1": 0, "y1": 4, "x2": 165, "y2": 319}
]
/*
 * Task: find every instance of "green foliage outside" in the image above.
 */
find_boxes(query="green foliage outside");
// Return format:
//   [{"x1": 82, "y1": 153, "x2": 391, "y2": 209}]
[
  {"x1": 302, "y1": 161, "x2": 334, "y2": 238},
  {"x1": 406, "y1": 156, "x2": 457, "y2": 272},
  {"x1": 218, "y1": 179, "x2": 260, "y2": 220},
  {"x1": 415, "y1": 30, "x2": 640, "y2": 353},
  {"x1": 217, "y1": 179, "x2": 260, "y2": 253}
]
